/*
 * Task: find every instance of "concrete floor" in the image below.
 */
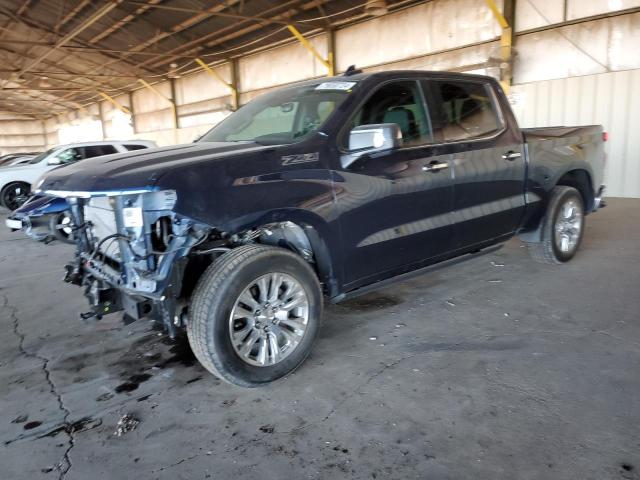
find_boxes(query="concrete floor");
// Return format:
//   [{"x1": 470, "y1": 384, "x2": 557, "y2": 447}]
[{"x1": 0, "y1": 198, "x2": 639, "y2": 480}]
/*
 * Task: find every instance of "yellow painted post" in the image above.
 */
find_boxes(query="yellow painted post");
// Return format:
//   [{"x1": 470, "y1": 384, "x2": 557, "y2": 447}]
[
  {"x1": 99, "y1": 91, "x2": 131, "y2": 115},
  {"x1": 327, "y1": 29, "x2": 336, "y2": 77},
  {"x1": 137, "y1": 78, "x2": 178, "y2": 144},
  {"x1": 484, "y1": 0, "x2": 509, "y2": 28},
  {"x1": 287, "y1": 24, "x2": 333, "y2": 76},
  {"x1": 195, "y1": 58, "x2": 238, "y2": 111},
  {"x1": 484, "y1": 0, "x2": 512, "y2": 93}
]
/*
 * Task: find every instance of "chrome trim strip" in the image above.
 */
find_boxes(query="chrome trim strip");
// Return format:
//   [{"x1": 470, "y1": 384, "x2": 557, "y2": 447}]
[{"x1": 40, "y1": 187, "x2": 156, "y2": 198}]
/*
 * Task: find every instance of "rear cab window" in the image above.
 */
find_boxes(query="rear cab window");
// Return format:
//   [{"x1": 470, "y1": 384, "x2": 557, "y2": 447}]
[
  {"x1": 123, "y1": 144, "x2": 150, "y2": 151},
  {"x1": 80, "y1": 144, "x2": 118, "y2": 159},
  {"x1": 423, "y1": 79, "x2": 503, "y2": 142}
]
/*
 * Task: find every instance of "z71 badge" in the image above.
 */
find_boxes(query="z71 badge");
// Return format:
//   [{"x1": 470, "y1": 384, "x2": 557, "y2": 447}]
[{"x1": 281, "y1": 152, "x2": 320, "y2": 165}]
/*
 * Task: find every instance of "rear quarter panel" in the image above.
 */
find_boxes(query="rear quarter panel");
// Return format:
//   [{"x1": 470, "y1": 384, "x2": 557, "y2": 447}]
[{"x1": 520, "y1": 125, "x2": 604, "y2": 232}]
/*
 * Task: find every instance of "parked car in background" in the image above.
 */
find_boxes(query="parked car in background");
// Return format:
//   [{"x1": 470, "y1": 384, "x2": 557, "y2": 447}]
[
  {"x1": 0, "y1": 152, "x2": 40, "y2": 167},
  {"x1": 4, "y1": 155, "x2": 37, "y2": 167},
  {"x1": 37, "y1": 70, "x2": 606, "y2": 387},
  {"x1": 0, "y1": 140, "x2": 156, "y2": 210},
  {"x1": 5, "y1": 195, "x2": 73, "y2": 243}
]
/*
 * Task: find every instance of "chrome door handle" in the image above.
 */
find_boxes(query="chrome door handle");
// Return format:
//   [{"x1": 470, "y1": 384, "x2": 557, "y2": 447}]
[
  {"x1": 422, "y1": 161, "x2": 449, "y2": 173},
  {"x1": 502, "y1": 151, "x2": 522, "y2": 161}
]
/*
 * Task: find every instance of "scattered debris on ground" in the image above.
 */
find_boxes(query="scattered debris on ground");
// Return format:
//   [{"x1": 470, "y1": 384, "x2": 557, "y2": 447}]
[
  {"x1": 23, "y1": 421, "x2": 42, "y2": 430},
  {"x1": 113, "y1": 414, "x2": 139, "y2": 437},
  {"x1": 259, "y1": 425, "x2": 274, "y2": 434},
  {"x1": 11, "y1": 414, "x2": 28, "y2": 424}
]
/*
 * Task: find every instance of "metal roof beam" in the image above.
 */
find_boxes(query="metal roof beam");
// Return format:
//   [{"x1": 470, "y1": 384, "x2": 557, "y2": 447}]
[
  {"x1": 17, "y1": 1, "x2": 122, "y2": 78},
  {"x1": 0, "y1": 38, "x2": 199, "y2": 58},
  {"x1": 122, "y1": 0, "x2": 326, "y2": 28},
  {"x1": 55, "y1": 0, "x2": 92, "y2": 32},
  {"x1": 138, "y1": 0, "x2": 319, "y2": 70},
  {"x1": 0, "y1": 4, "x2": 154, "y2": 77},
  {"x1": 88, "y1": 0, "x2": 162, "y2": 44}
]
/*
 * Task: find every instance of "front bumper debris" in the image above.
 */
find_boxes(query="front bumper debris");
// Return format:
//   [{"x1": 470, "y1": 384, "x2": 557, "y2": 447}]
[
  {"x1": 5, "y1": 217, "x2": 22, "y2": 230},
  {"x1": 57, "y1": 189, "x2": 212, "y2": 336},
  {"x1": 5, "y1": 214, "x2": 52, "y2": 241}
]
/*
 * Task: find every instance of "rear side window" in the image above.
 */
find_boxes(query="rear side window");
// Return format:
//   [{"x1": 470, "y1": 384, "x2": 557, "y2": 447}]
[
  {"x1": 80, "y1": 144, "x2": 118, "y2": 158},
  {"x1": 124, "y1": 144, "x2": 149, "y2": 151},
  {"x1": 427, "y1": 80, "x2": 502, "y2": 142}
]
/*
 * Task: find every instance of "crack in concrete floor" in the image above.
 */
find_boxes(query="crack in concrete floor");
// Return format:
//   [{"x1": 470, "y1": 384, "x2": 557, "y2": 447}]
[{"x1": 3, "y1": 293, "x2": 75, "y2": 479}]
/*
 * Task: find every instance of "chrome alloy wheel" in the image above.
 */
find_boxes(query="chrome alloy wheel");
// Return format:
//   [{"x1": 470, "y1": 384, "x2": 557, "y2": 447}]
[
  {"x1": 229, "y1": 272, "x2": 310, "y2": 367},
  {"x1": 554, "y1": 198, "x2": 583, "y2": 253},
  {"x1": 56, "y1": 213, "x2": 73, "y2": 238},
  {"x1": 4, "y1": 184, "x2": 29, "y2": 211}
]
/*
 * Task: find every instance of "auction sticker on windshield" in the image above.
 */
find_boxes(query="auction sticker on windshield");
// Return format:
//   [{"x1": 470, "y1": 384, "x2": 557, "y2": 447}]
[{"x1": 315, "y1": 81, "x2": 357, "y2": 91}]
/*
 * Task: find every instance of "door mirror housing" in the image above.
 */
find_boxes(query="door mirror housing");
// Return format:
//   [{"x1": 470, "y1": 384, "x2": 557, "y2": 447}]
[
  {"x1": 47, "y1": 158, "x2": 62, "y2": 166},
  {"x1": 349, "y1": 123, "x2": 403, "y2": 152},
  {"x1": 342, "y1": 123, "x2": 403, "y2": 169}
]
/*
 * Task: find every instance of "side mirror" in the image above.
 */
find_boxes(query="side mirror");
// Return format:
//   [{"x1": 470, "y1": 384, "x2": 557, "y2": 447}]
[
  {"x1": 349, "y1": 123, "x2": 402, "y2": 152},
  {"x1": 47, "y1": 158, "x2": 62, "y2": 166},
  {"x1": 342, "y1": 123, "x2": 403, "y2": 168}
]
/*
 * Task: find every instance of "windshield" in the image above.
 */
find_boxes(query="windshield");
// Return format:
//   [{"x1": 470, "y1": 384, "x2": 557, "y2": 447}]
[
  {"x1": 199, "y1": 82, "x2": 355, "y2": 145},
  {"x1": 29, "y1": 148, "x2": 57, "y2": 164}
]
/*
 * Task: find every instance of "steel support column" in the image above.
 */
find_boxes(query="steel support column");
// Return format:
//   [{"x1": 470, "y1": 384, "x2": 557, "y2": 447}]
[{"x1": 138, "y1": 78, "x2": 178, "y2": 143}]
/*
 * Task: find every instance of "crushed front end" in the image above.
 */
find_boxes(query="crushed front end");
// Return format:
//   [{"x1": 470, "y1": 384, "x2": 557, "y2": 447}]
[{"x1": 50, "y1": 188, "x2": 215, "y2": 336}]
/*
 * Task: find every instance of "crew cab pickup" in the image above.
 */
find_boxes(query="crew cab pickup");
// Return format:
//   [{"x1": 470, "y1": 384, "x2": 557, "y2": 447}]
[{"x1": 37, "y1": 70, "x2": 606, "y2": 387}]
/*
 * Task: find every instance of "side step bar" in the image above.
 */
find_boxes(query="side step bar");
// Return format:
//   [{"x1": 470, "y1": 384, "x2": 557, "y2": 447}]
[{"x1": 332, "y1": 244, "x2": 503, "y2": 303}]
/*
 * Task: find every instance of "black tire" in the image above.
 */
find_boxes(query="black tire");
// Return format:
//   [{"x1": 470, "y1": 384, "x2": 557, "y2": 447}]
[
  {"x1": 1, "y1": 182, "x2": 31, "y2": 211},
  {"x1": 49, "y1": 211, "x2": 75, "y2": 244},
  {"x1": 526, "y1": 186, "x2": 585, "y2": 264},
  {"x1": 187, "y1": 244, "x2": 323, "y2": 387}
]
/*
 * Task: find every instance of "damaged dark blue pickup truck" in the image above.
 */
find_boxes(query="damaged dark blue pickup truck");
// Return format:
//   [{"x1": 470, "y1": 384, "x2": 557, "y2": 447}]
[{"x1": 37, "y1": 70, "x2": 606, "y2": 387}]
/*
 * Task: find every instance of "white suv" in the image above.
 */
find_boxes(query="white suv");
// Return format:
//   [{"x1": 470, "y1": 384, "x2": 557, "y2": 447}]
[{"x1": 0, "y1": 140, "x2": 156, "y2": 210}]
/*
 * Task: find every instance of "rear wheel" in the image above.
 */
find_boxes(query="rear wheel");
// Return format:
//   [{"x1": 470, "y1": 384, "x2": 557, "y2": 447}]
[
  {"x1": 49, "y1": 211, "x2": 74, "y2": 244},
  {"x1": 526, "y1": 186, "x2": 585, "y2": 264},
  {"x1": 1, "y1": 182, "x2": 30, "y2": 211},
  {"x1": 187, "y1": 244, "x2": 322, "y2": 387}
]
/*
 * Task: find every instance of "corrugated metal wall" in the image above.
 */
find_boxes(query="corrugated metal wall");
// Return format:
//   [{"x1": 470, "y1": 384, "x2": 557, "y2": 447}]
[{"x1": 511, "y1": 69, "x2": 640, "y2": 198}]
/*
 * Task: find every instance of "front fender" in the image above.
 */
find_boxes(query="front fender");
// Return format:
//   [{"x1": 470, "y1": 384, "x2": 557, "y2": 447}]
[
  {"x1": 13, "y1": 194, "x2": 69, "y2": 218},
  {"x1": 219, "y1": 208, "x2": 343, "y2": 297}
]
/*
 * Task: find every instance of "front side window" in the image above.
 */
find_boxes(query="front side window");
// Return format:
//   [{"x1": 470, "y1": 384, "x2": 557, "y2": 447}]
[
  {"x1": 53, "y1": 148, "x2": 82, "y2": 164},
  {"x1": 428, "y1": 80, "x2": 502, "y2": 142},
  {"x1": 199, "y1": 83, "x2": 352, "y2": 145},
  {"x1": 344, "y1": 80, "x2": 432, "y2": 149}
]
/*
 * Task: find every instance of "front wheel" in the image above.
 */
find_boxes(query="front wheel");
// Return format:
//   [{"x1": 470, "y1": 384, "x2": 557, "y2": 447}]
[
  {"x1": 49, "y1": 211, "x2": 75, "y2": 244},
  {"x1": 187, "y1": 244, "x2": 323, "y2": 387},
  {"x1": 526, "y1": 186, "x2": 585, "y2": 264},
  {"x1": 1, "y1": 182, "x2": 31, "y2": 211}
]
